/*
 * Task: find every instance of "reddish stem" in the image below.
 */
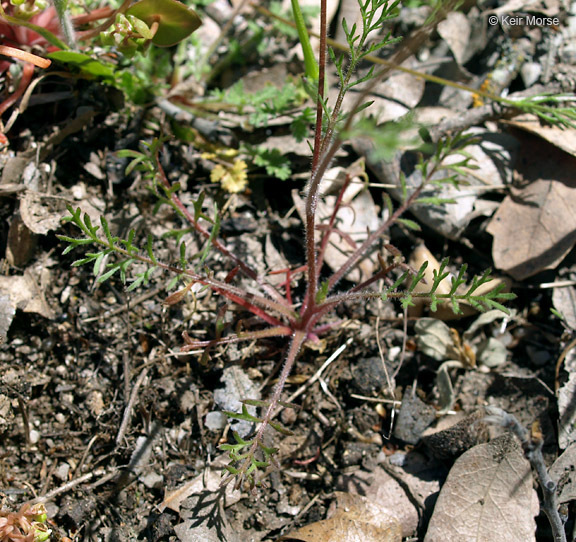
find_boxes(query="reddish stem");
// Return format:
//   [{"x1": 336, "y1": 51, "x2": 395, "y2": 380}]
[
  {"x1": 155, "y1": 156, "x2": 289, "y2": 306},
  {"x1": 182, "y1": 325, "x2": 293, "y2": 350}
]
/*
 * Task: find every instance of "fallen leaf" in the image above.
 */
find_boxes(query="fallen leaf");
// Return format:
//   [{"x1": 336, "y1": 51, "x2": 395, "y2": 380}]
[
  {"x1": 504, "y1": 115, "x2": 576, "y2": 158},
  {"x1": 337, "y1": 461, "x2": 422, "y2": 536},
  {"x1": 475, "y1": 337, "x2": 508, "y2": 368},
  {"x1": 552, "y1": 286, "x2": 576, "y2": 330},
  {"x1": 425, "y1": 433, "x2": 538, "y2": 542},
  {"x1": 415, "y1": 318, "x2": 456, "y2": 361},
  {"x1": 280, "y1": 492, "x2": 401, "y2": 542},
  {"x1": 6, "y1": 213, "x2": 37, "y2": 267},
  {"x1": 356, "y1": 122, "x2": 517, "y2": 241},
  {"x1": 437, "y1": 12, "x2": 471, "y2": 65},
  {"x1": 0, "y1": 294, "x2": 16, "y2": 344},
  {"x1": 0, "y1": 270, "x2": 55, "y2": 321},
  {"x1": 549, "y1": 442, "x2": 576, "y2": 504},
  {"x1": 557, "y1": 344, "x2": 576, "y2": 449},
  {"x1": 487, "y1": 137, "x2": 576, "y2": 279},
  {"x1": 20, "y1": 191, "x2": 67, "y2": 234},
  {"x1": 160, "y1": 455, "x2": 242, "y2": 513}
]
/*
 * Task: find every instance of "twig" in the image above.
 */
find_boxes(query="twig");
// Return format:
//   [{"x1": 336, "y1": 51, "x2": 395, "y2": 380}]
[
  {"x1": 81, "y1": 285, "x2": 164, "y2": 322},
  {"x1": 484, "y1": 407, "x2": 567, "y2": 542},
  {"x1": 26, "y1": 470, "x2": 104, "y2": 505},
  {"x1": 349, "y1": 393, "x2": 401, "y2": 405},
  {"x1": 286, "y1": 337, "x2": 352, "y2": 404},
  {"x1": 116, "y1": 367, "x2": 149, "y2": 446}
]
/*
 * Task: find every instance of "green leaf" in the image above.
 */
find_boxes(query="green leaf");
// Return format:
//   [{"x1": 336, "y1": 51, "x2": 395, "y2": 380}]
[
  {"x1": 146, "y1": 234, "x2": 157, "y2": 264},
  {"x1": 315, "y1": 279, "x2": 330, "y2": 304},
  {"x1": 290, "y1": 0, "x2": 319, "y2": 83},
  {"x1": 223, "y1": 464, "x2": 239, "y2": 475},
  {"x1": 258, "y1": 443, "x2": 279, "y2": 456},
  {"x1": 400, "y1": 171, "x2": 408, "y2": 202},
  {"x1": 72, "y1": 255, "x2": 98, "y2": 267},
  {"x1": 179, "y1": 241, "x2": 187, "y2": 269},
  {"x1": 222, "y1": 404, "x2": 261, "y2": 424},
  {"x1": 415, "y1": 196, "x2": 456, "y2": 205},
  {"x1": 269, "y1": 421, "x2": 294, "y2": 436},
  {"x1": 253, "y1": 148, "x2": 292, "y2": 180},
  {"x1": 232, "y1": 431, "x2": 251, "y2": 445},
  {"x1": 100, "y1": 216, "x2": 117, "y2": 245},
  {"x1": 396, "y1": 218, "x2": 421, "y2": 231},
  {"x1": 98, "y1": 265, "x2": 121, "y2": 283},
  {"x1": 48, "y1": 51, "x2": 116, "y2": 81},
  {"x1": 58, "y1": 235, "x2": 82, "y2": 244},
  {"x1": 60, "y1": 243, "x2": 77, "y2": 255},
  {"x1": 93, "y1": 252, "x2": 105, "y2": 276},
  {"x1": 126, "y1": 0, "x2": 202, "y2": 47}
]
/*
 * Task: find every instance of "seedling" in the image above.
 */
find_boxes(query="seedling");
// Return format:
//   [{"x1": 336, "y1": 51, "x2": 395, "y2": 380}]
[{"x1": 57, "y1": 0, "x2": 534, "y2": 490}]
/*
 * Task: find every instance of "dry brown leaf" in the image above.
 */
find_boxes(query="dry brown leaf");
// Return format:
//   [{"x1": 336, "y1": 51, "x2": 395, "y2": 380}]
[
  {"x1": 0, "y1": 295, "x2": 16, "y2": 344},
  {"x1": 160, "y1": 456, "x2": 242, "y2": 513},
  {"x1": 338, "y1": 65, "x2": 425, "y2": 124},
  {"x1": 6, "y1": 213, "x2": 37, "y2": 267},
  {"x1": 437, "y1": 12, "x2": 471, "y2": 65},
  {"x1": 557, "y1": 344, "x2": 576, "y2": 449},
  {"x1": 552, "y1": 286, "x2": 576, "y2": 330},
  {"x1": 337, "y1": 452, "x2": 444, "y2": 537},
  {"x1": 504, "y1": 115, "x2": 576, "y2": 158},
  {"x1": 356, "y1": 121, "x2": 517, "y2": 241},
  {"x1": 20, "y1": 191, "x2": 65, "y2": 234},
  {"x1": 487, "y1": 138, "x2": 576, "y2": 280},
  {"x1": 0, "y1": 270, "x2": 55, "y2": 320},
  {"x1": 280, "y1": 492, "x2": 401, "y2": 542},
  {"x1": 425, "y1": 433, "x2": 538, "y2": 542},
  {"x1": 549, "y1": 442, "x2": 576, "y2": 504}
]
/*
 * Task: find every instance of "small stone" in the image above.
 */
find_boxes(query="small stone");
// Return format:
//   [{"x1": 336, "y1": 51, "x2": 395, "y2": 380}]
[
  {"x1": 521, "y1": 62, "x2": 541, "y2": 87},
  {"x1": 85, "y1": 390, "x2": 104, "y2": 416},
  {"x1": 55, "y1": 413, "x2": 66, "y2": 424},
  {"x1": 351, "y1": 357, "x2": 389, "y2": 395},
  {"x1": 393, "y1": 386, "x2": 436, "y2": 444},
  {"x1": 205, "y1": 411, "x2": 227, "y2": 431},
  {"x1": 54, "y1": 462, "x2": 70, "y2": 481},
  {"x1": 140, "y1": 471, "x2": 164, "y2": 489}
]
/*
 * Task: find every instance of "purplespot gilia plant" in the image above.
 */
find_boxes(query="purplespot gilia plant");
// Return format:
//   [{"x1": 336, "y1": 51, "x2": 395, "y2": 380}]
[{"x1": 58, "y1": 0, "x2": 516, "y2": 489}]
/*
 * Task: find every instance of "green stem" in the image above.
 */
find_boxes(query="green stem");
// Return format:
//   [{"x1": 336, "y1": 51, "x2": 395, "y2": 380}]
[{"x1": 52, "y1": 0, "x2": 76, "y2": 48}]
